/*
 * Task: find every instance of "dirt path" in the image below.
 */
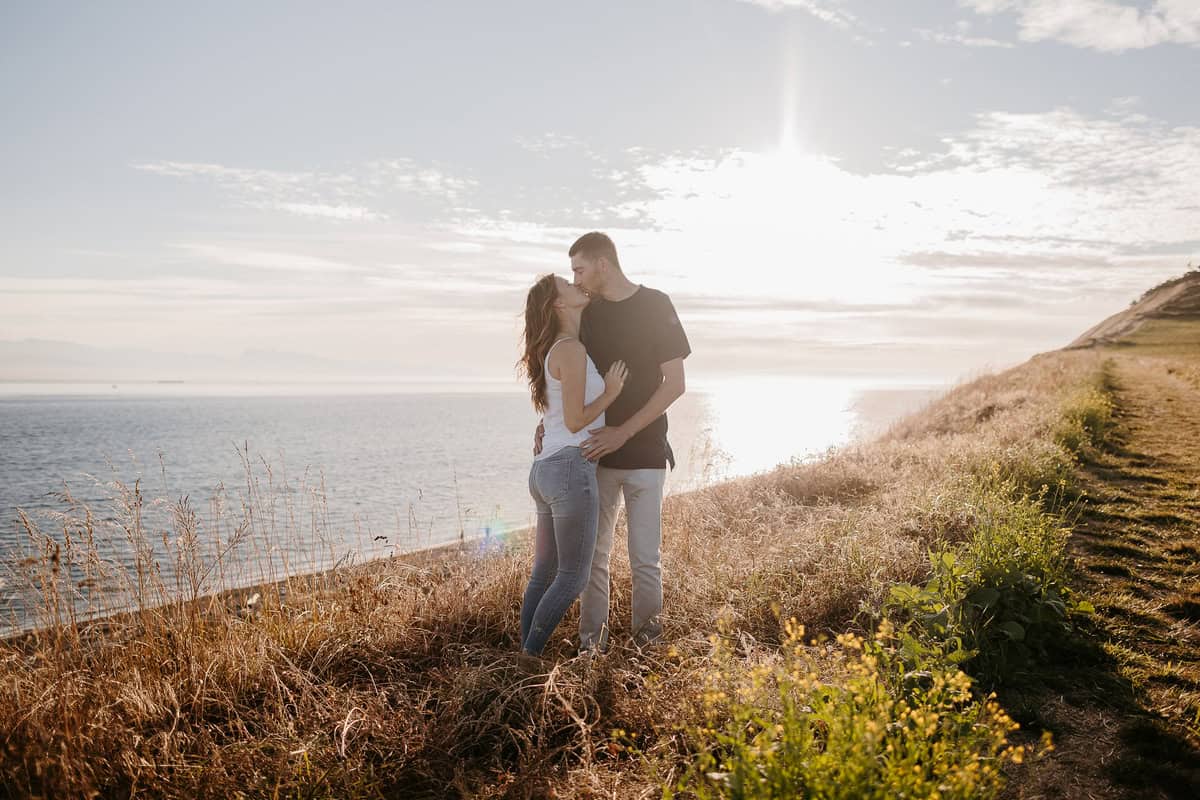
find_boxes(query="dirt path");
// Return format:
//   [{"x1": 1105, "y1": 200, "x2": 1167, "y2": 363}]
[{"x1": 1004, "y1": 353, "x2": 1200, "y2": 799}]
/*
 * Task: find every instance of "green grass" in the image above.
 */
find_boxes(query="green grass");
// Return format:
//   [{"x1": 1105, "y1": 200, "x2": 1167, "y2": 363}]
[{"x1": 1107, "y1": 317, "x2": 1200, "y2": 357}]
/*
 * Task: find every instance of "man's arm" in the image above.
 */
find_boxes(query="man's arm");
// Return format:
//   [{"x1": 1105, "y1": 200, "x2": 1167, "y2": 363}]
[{"x1": 581, "y1": 358, "x2": 685, "y2": 461}]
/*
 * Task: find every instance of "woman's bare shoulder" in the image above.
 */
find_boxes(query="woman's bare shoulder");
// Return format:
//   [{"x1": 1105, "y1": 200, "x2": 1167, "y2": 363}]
[{"x1": 548, "y1": 338, "x2": 585, "y2": 373}]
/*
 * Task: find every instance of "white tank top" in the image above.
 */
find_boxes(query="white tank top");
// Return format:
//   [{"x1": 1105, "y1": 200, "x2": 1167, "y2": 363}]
[{"x1": 536, "y1": 337, "x2": 606, "y2": 461}]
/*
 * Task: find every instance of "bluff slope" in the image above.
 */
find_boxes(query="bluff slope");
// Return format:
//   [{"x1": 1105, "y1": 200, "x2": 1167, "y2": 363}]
[{"x1": 1068, "y1": 269, "x2": 1200, "y2": 349}]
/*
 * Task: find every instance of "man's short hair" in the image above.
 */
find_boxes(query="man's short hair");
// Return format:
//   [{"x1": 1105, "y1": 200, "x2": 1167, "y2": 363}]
[{"x1": 569, "y1": 231, "x2": 621, "y2": 271}]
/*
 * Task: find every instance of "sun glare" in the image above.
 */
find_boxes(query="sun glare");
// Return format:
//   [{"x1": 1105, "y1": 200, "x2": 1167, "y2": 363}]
[
  {"x1": 634, "y1": 146, "x2": 933, "y2": 308},
  {"x1": 698, "y1": 376, "x2": 863, "y2": 476}
]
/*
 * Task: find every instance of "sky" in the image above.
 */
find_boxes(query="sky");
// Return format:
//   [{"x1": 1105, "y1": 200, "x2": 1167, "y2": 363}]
[{"x1": 2, "y1": 0, "x2": 1198, "y2": 387}]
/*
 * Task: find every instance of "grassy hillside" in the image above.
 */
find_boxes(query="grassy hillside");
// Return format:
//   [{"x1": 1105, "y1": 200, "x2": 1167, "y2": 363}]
[
  {"x1": 2, "y1": 274, "x2": 1199, "y2": 798},
  {"x1": 1006, "y1": 293, "x2": 1200, "y2": 799},
  {"x1": 1069, "y1": 269, "x2": 1200, "y2": 349}
]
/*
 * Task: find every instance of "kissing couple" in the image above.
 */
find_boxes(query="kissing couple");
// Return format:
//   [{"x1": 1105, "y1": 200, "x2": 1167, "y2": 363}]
[{"x1": 516, "y1": 232, "x2": 691, "y2": 659}]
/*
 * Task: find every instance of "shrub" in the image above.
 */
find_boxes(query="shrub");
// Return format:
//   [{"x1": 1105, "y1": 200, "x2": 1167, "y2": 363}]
[
  {"x1": 885, "y1": 478, "x2": 1089, "y2": 686},
  {"x1": 1053, "y1": 365, "x2": 1115, "y2": 457},
  {"x1": 672, "y1": 621, "x2": 1038, "y2": 800}
]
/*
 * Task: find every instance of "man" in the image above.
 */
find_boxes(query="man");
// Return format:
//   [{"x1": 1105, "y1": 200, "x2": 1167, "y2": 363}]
[{"x1": 537, "y1": 231, "x2": 690, "y2": 652}]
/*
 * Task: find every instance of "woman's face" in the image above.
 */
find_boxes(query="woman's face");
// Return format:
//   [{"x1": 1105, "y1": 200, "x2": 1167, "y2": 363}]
[{"x1": 554, "y1": 275, "x2": 590, "y2": 310}]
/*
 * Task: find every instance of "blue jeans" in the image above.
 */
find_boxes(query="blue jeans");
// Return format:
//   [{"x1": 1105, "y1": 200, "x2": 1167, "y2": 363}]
[{"x1": 521, "y1": 446, "x2": 598, "y2": 656}]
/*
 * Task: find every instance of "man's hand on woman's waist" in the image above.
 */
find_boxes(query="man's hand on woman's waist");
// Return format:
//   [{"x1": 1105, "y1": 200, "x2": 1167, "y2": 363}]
[{"x1": 581, "y1": 425, "x2": 631, "y2": 461}]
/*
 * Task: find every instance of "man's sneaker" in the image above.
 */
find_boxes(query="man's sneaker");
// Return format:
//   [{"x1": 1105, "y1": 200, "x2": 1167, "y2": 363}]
[
  {"x1": 577, "y1": 642, "x2": 610, "y2": 660},
  {"x1": 632, "y1": 629, "x2": 664, "y2": 651}
]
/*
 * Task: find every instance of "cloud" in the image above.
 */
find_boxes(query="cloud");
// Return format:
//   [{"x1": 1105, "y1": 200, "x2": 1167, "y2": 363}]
[
  {"x1": 426, "y1": 241, "x2": 487, "y2": 254},
  {"x1": 736, "y1": 0, "x2": 861, "y2": 32},
  {"x1": 360, "y1": 159, "x2": 476, "y2": 202},
  {"x1": 173, "y1": 243, "x2": 369, "y2": 273},
  {"x1": 136, "y1": 138, "x2": 660, "y2": 235},
  {"x1": 268, "y1": 202, "x2": 382, "y2": 221},
  {"x1": 515, "y1": 132, "x2": 589, "y2": 155},
  {"x1": 133, "y1": 158, "x2": 477, "y2": 221},
  {"x1": 396, "y1": 103, "x2": 1200, "y2": 376},
  {"x1": 441, "y1": 104, "x2": 1197, "y2": 367},
  {"x1": 0, "y1": 276, "x2": 248, "y2": 300},
  {"x1": 962, "y1": 0, "x2": 1200, "y2": 51},
  {"x1": 674, "y1": 289, "x2": 1044, "y2": 316},
  {"x1": 72, "y1": 103, "x2": 1200, "y2": 382},
  {"x1": 671, "y1": 293, "x2": 914, "y2": 315},
  {"x1": 916, "y1": 22, "x2": 1016, "y2": 48},
  {"x1": 889, "y1": 107, "x2": 1200, "y2": 248},
  {"x1": 0, "y1": 269, "x2": 524, "y2": 359}
]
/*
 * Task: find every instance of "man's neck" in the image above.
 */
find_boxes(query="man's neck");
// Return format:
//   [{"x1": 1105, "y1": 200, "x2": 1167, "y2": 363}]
[{"x1": 600, "y1": 275, "x2": 639, "y2": 302}]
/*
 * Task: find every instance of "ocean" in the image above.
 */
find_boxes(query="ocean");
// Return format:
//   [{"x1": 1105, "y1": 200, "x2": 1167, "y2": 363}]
[{"x1": 0, "y1": 378, "x2": 942, "y2": 629}]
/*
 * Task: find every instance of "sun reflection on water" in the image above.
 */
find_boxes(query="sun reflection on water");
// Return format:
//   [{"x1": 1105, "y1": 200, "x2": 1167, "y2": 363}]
[{"x1": 667, "y1": 377, "x2": 943, "y2": 493}]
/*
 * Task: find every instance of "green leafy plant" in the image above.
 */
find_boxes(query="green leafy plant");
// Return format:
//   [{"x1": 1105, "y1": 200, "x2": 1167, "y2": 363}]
[
  {"x1": 1053, "y1": 375, "x2": 1114, "y2": 457},
  {"x1": 672, "y1": 620, "x2": 1041, "y2": 800},
  {"x1": 885, "y1": 481, "x2": 1089, "y2": 685}
]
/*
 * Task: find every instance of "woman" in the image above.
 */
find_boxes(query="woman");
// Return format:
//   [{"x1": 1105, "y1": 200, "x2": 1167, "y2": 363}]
[{"x1": 518, "y1": 274, "x2": 627, "y2": 657}]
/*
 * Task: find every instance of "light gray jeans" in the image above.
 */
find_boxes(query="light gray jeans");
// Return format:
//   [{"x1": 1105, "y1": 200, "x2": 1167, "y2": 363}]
[{"x1": 578, "y1": 466, "x2": 666, "y2": 651}]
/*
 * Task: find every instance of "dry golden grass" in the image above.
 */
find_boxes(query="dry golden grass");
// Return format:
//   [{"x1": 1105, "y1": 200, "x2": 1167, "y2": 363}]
[{"x1": 0, "y1": 348, "x2": 1114, "y2": 799}]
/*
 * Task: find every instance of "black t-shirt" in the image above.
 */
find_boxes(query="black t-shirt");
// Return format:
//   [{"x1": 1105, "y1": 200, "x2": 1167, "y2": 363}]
[{"x1": 579, "y1": 285, "x2": 691, "y2": 470}]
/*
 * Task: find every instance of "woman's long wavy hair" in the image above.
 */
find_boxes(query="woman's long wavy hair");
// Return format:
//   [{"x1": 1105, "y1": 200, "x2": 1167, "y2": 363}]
[{"x1": 518, "y1": 274, "x2": 561, "y2": 413}]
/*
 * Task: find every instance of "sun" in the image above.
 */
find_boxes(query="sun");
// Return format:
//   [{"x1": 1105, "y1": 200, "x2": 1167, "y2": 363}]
[{"x1": 630, "y1": 143, "x2": 936, "y2": 308}]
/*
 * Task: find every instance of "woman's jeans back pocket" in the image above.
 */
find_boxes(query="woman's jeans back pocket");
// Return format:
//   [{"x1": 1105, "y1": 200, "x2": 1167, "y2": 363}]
[{"x1": 532, "y1": 447, "x2": 577, "y2": 506}]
